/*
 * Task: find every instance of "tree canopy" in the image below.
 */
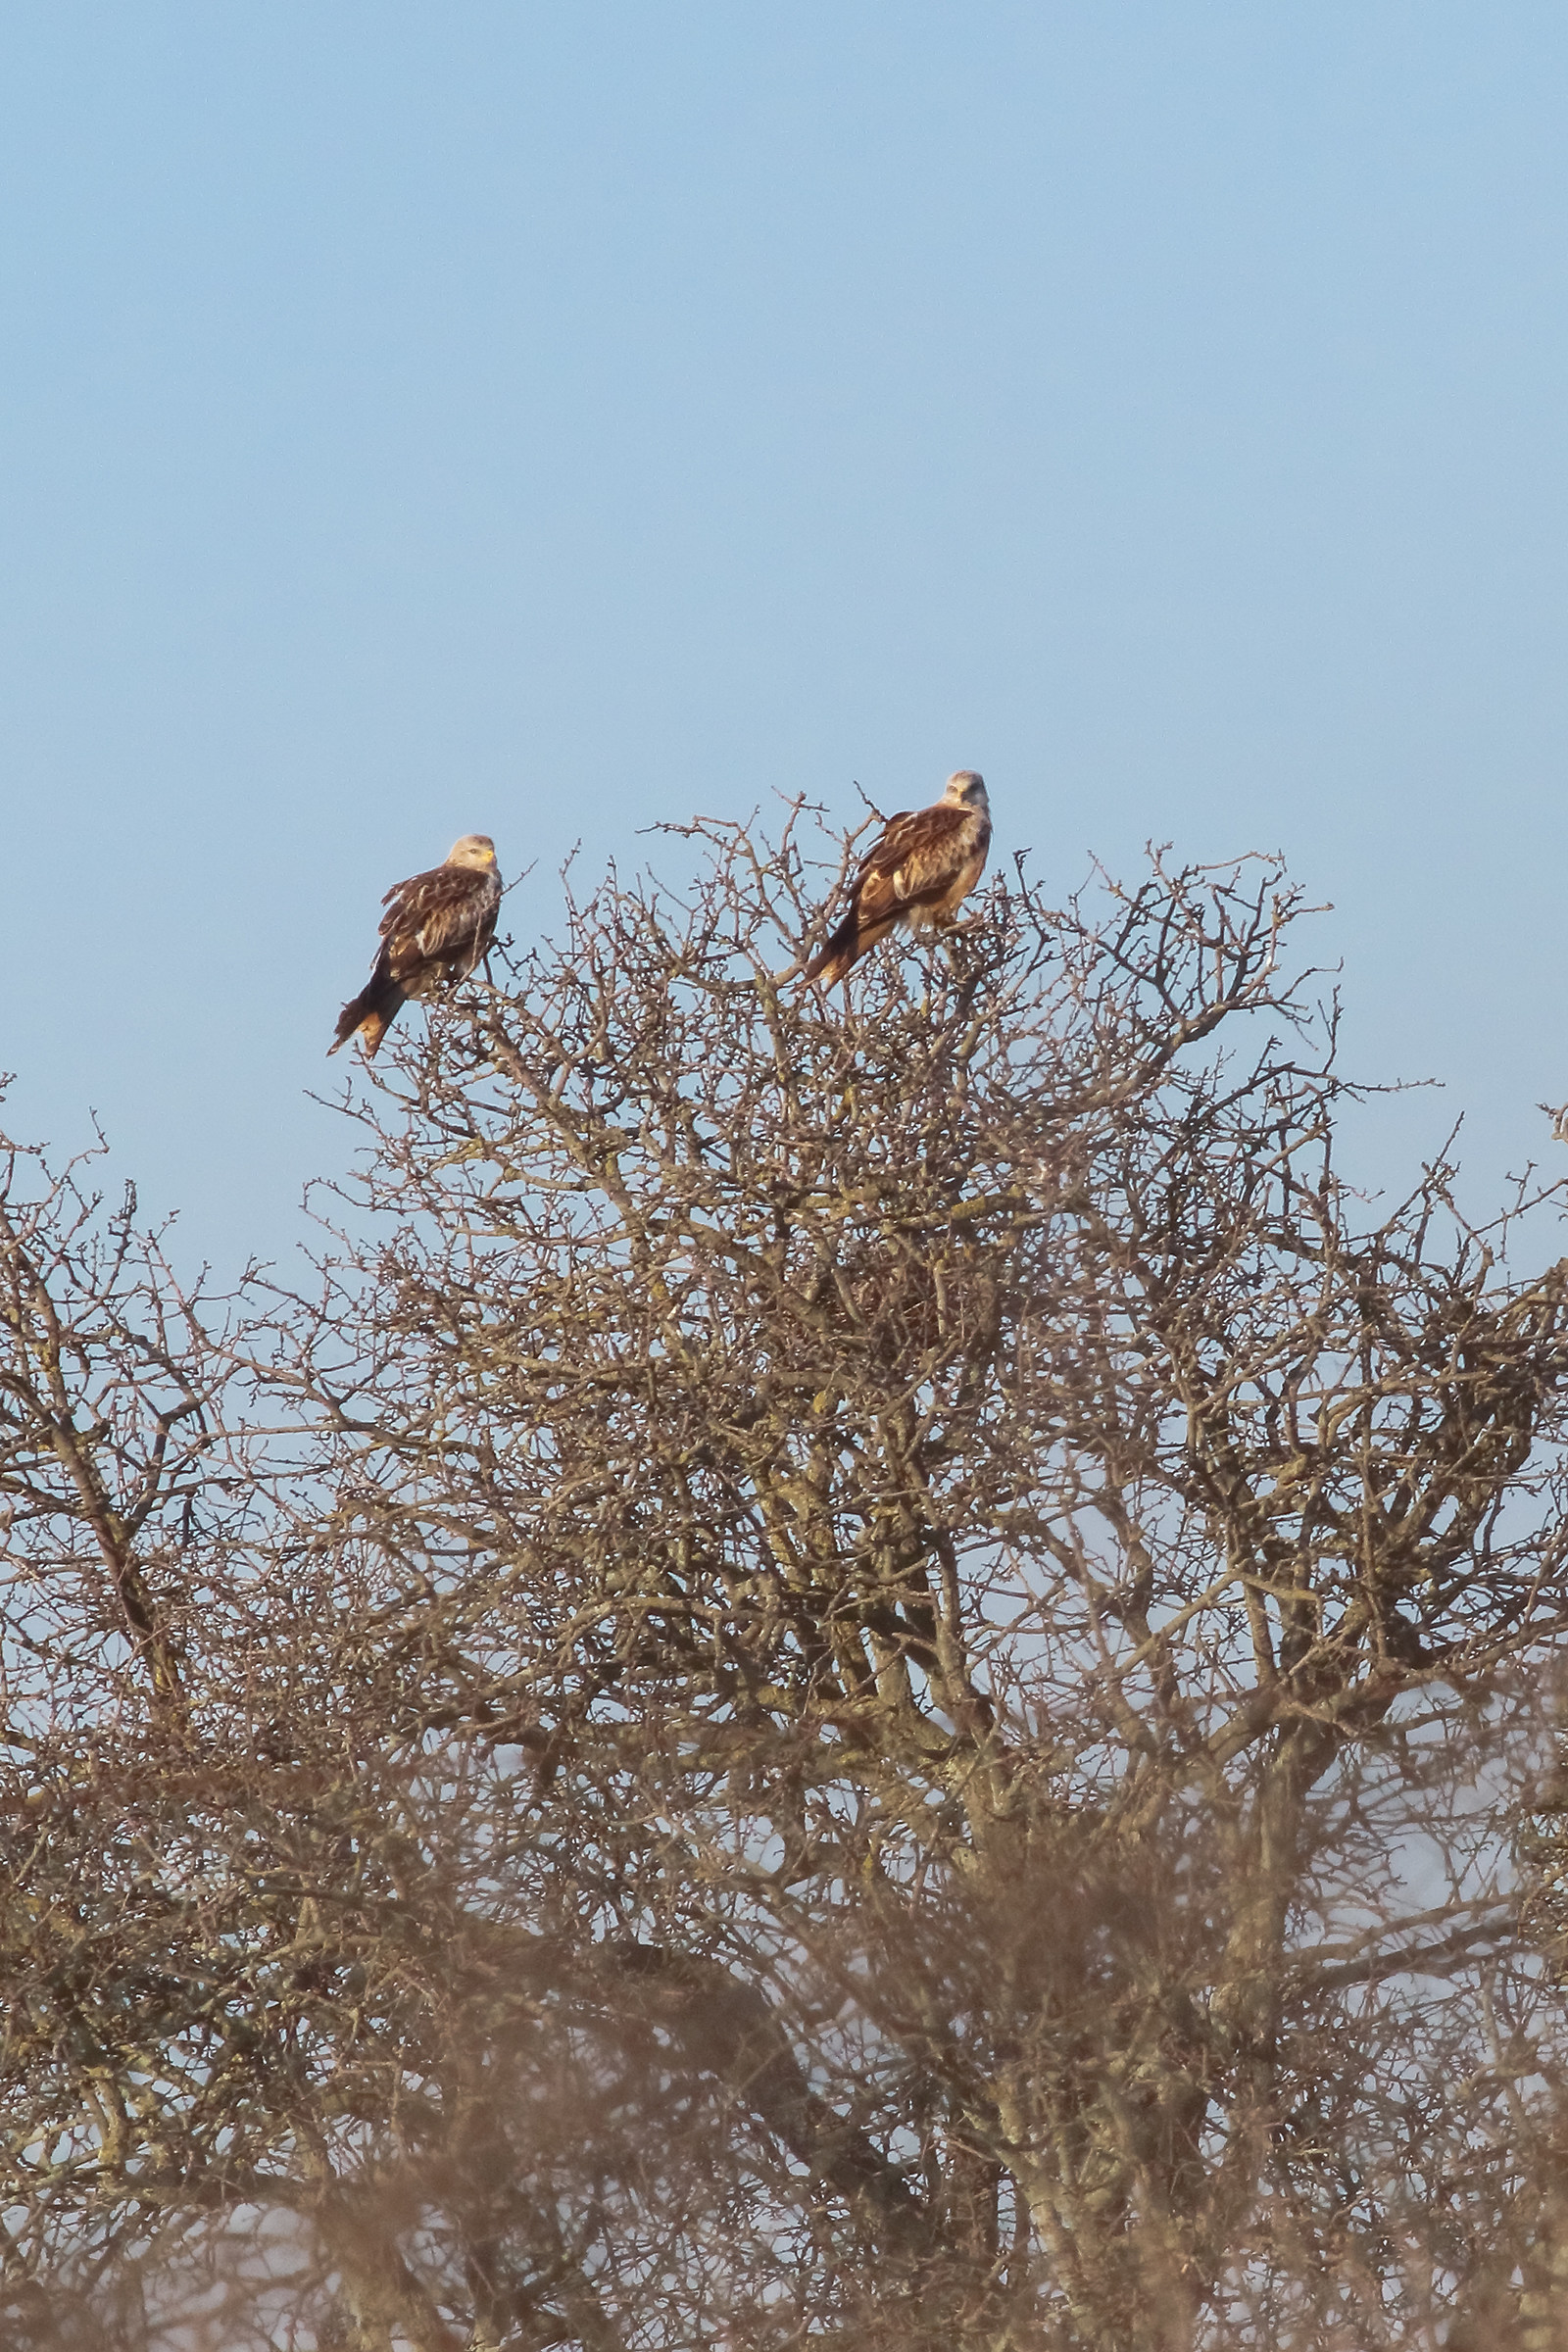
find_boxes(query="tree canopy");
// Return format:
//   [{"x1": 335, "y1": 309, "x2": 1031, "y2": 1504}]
[{"x1": 4, "y1": 813, "x2": 1568, "y2": 2350}]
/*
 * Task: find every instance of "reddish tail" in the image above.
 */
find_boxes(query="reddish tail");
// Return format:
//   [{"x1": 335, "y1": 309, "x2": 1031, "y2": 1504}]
[
  {"x1": 802, "y1": 908, "x2": 859, "y2": 989},
  {"x1": 328, "y1": 968, "x2": 406, "y2": 1058}
]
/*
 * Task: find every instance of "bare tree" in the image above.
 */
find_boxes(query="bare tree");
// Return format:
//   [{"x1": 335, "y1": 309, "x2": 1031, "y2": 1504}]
[{"x1": 5, "y1": 810, "x2": 1568, "y2": 2348}]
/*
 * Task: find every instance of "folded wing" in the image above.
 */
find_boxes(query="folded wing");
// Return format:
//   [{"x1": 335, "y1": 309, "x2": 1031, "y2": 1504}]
[{"x1": 378, "y1": 863, "x2": 501, "y2": 993}]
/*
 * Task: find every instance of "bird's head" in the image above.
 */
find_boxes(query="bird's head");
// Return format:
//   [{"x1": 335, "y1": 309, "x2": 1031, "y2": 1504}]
[
  {"x1": 944, "y1": 770, "x2": 988, "y2": 811},
  {"x1": 446, "y1": 834, "x2": 500, "y2": 871}
]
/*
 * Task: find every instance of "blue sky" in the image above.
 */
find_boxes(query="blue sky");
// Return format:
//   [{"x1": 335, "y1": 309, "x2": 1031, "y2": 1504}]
[{"x1": 3, "y1": 4, "x2": 1566, "y2": 1271}]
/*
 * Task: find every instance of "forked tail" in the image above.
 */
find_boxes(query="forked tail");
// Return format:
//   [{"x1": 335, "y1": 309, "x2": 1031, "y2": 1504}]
[
  {"x1": 801, "y1": 908, "x2": 859, "y2": 990},
  {"x1": 328, "y1": 972, "x2": 406, "y2": 1058}
]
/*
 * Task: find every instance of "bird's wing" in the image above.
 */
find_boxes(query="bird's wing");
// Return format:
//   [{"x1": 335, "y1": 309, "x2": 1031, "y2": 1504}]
[
  {"x1": 853, "y1": 802, "x2": 974, "y2": 922},
  {"x1": 380, "y1": 865, "x2": 500, "y2": 969}
]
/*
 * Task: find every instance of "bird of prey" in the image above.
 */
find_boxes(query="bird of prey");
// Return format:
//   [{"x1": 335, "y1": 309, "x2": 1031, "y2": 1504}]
[
  {"x1": 803, "y1": 771, "x2": 992, "y2": 988},
  {"x1": 328, "y1": 834, "x2": 503, "y2": 1058}
]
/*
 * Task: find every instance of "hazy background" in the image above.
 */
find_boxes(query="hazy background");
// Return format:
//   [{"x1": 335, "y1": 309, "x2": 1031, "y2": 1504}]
[{"x1": 3, "y1": 3, "x2": 1565, "y2": 1274}]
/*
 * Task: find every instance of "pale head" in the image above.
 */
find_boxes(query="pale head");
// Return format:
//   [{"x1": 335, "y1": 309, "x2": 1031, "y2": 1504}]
[
  {"x1": 942, "y1": 770, "x2": 988, "y2": 811},
  {"x1": 444, "y1": 834, "x2": 499, "y2": 871}
]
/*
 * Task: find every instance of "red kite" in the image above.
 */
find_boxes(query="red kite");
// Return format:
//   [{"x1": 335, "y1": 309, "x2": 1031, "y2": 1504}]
[
  {"x1": 804, "y1": 772, "x2": 992, "y2": 988},
  {"x1": 329, "y1": 834, "x2": 502, "y2": 1059}
]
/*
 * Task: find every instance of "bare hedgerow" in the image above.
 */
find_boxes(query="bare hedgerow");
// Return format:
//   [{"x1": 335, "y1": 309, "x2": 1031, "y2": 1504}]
[{"x1": 4, "y1": 806, "x2": 1568, "y2": 2349}]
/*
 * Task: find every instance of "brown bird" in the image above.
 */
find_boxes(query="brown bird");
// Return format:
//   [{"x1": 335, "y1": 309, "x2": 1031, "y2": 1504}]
[
  {"x1": 803, "y1": 771, "x2": 992, "y2": 988},
  {"x1": 328, "y1": 834, "x2": 503, "y2": 1059}
]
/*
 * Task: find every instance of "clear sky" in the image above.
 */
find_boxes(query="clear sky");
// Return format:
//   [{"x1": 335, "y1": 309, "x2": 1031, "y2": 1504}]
[{"x1": 3, "y1": 4, "x2": 1566, "y2": 1273}]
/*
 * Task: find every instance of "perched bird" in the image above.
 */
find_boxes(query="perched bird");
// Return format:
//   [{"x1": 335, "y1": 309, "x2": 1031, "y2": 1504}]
[
  {"x1": 328, "y1": 834, "x2": 503, "y2": 1059},
  {"x1": 803, "y1": 771, "x2": 992, "y2": 988}
]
